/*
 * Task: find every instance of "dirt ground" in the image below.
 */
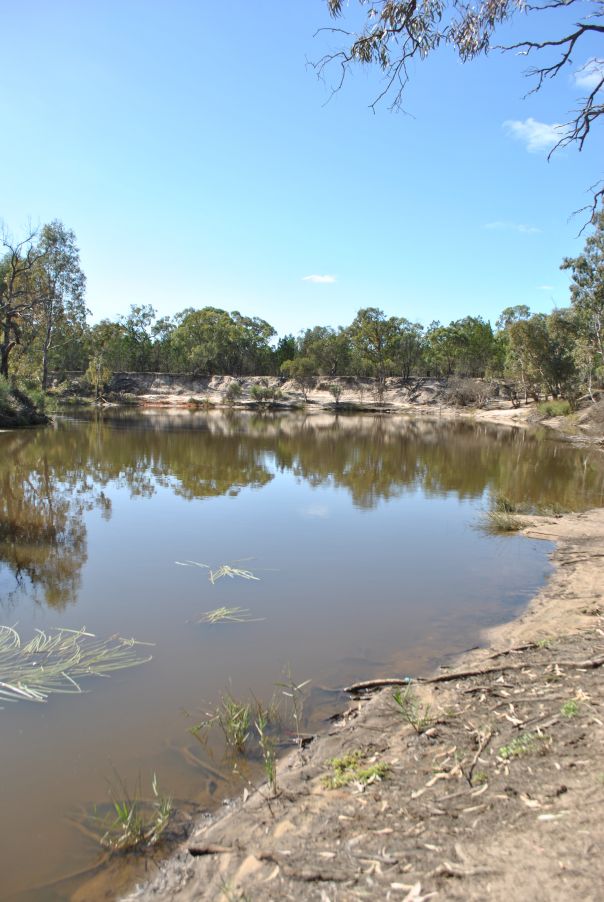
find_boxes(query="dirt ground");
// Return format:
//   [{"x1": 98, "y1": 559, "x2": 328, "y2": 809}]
[{"x1": 100, "y1": 508, "x2": 604, "y2": 902}]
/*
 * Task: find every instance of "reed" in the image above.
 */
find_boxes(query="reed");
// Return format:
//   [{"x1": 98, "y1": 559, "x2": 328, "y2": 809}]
[{"x1": 0, "y1": 626, "x2": 152, "y2": 707}]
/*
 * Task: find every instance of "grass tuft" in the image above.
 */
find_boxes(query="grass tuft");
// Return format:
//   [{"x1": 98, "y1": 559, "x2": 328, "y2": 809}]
[
  {"x1": 392, "y1": 685, "x2": 433, "y2": 733},
  {"x1": 484, "y1": 510, "x2": 524, "y2": 533}
]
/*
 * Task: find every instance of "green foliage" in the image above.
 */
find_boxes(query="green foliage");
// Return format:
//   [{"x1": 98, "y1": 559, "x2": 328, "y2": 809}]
[
  {"x1": 85, "y1": 354, "x2": 112, "y2": 400},
  {"x1": 280, "y1": 357, "x2": 316, "y2": 399},
  {"x1": 249, "y1": 383, "x2": 282, "y2": 404},
  {"x1": 561, "y1": 699, "x2": 579, "y2": 718},
  {"x1": 323, "y1": 750, "x2": 389, "y2": 789},
  {"x1": 225, "y1": 380, "x2": 243, "y2": 403},
  {"x1": 194, "y1": 693, "x2": 252, "y2": 753},
  {"x1": 562, "y1": 210, "x2": 604, "y2": 394},
  {"x1": 538, "y1": 400, "x2": 572, "y2": 418},
  {"x1": 498, "y1": 731, "x2": 550, "y2": 760}
]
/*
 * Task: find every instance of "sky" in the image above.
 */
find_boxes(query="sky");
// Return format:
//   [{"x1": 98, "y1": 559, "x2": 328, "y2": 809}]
[{"x1": 2, "y1": 0, "x2": 603, "y2": 337}]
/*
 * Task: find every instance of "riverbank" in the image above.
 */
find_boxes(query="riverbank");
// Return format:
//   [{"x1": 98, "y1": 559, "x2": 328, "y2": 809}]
[
  {"x1": 0, "y1": 384, "x2": 48, "y2": 428},
  {"x1": 109, "y1": 505, "x2": 604, "y2": 902}
]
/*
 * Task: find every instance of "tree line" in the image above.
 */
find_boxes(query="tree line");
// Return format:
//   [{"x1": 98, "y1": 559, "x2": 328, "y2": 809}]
[{"x1": 2, "y1": 212, "x2": 604, "y2": 403}]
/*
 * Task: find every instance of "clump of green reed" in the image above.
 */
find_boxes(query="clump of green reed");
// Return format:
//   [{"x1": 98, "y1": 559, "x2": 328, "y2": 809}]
[
  {"x1": 96, "y1": 772, "x2": 173, "y2": 853},
  {"x1": 255, "y1": 707, "x2": 278, "y2": 796},
  {"x1": 0, "y1": 626, "x2": 152, "y2": 707},
  {"x1": 193, "y1": 692, "x2": 252, "y2": 753}
]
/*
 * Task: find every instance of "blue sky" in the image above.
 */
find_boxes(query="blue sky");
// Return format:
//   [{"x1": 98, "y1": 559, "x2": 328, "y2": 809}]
[{"x1": 2, "y1": 1, "x2": 602, "y2": 337}]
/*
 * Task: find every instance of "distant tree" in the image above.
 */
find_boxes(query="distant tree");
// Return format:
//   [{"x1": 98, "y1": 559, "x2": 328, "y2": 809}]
[
  {"x1": 280, "y1": 356, "x2": 316, "y2": 400},
  {"x1": 349, "y1": 307, "x2": 402, "y2": 399},
  {"x1": 393, "y1": 319, "x2": 424, "y2": 379},
  {"x1": 34, "y1": 221, "x2": 87, "y2": 389},
  {"x1": 504, "y1": 311, "x2": 578, "y2": 400},
  {"x1": 0, "y1": 227, "x2": 44, "y2": 378},
  {"x1": 298, "y1": 325, "x2": 351, "y2": 376},
  {"x1": 85, "y1": 353, "x2": 111, "y2": 402},
  {"x1": 561, "y1": 209, "x2": 604, "y2": 391},
  {"x1": 273, "y1": 334, "x2": 297, "y2": 372}
]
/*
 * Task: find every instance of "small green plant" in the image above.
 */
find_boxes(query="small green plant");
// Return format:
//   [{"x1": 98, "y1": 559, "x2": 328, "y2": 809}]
[
  {"x1": 561, "y1": 699, "x2": 579, "y2": 718},
  {"x1": 484, "y1": 510, "x2": 524, "y2": 532},
  {"x1": 276, "y1": 666, "x2": 310, "y2": 744},
  {"x1": 538, "y1": 399, "x2": 572, "y2": 418},
  {"x1": 194, "y1": 693, "x2": 251, "y2": 753},
  {"x1": 255, "y1": 708, "x2": 278, "y2": 796},
  {"x1": 323, "y1": 750, "x2": 389, "y2": 789},
  {"x1": 392, "y1": 685, "x2": 433, "y2": 734},
  {"x1": 498, "y1": 731, "x2": 549, "y2": 760},
  {"x1": 536, "y1": 637, "x2": 553, "y2": 648},
  {"x1": 96, "y1": 772, "x2": 173, "y2": 852},
  {"x1": 472, "y1": 770, "x2": 489, "y2": 786}
]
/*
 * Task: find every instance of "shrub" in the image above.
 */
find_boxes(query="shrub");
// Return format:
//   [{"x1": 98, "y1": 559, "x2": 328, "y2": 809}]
[{"x1": 538, "y1": 399, "x2": 572, "y2": 418}]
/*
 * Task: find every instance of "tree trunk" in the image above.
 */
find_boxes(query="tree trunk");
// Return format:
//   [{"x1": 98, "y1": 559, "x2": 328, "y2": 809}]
[{"x1": 41, "y1": 320, "x2": 53, "y2": 391}]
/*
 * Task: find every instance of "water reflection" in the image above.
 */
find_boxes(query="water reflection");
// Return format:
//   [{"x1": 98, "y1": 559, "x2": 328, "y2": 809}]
[{"x1": 1, "y1": 412, "x2": 603, "y2": 611}]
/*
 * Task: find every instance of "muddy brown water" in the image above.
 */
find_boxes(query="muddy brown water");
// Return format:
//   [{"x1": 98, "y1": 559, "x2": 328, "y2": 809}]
[{"x1": 1, "y1": 411, "x2": 604, "y2": 900}]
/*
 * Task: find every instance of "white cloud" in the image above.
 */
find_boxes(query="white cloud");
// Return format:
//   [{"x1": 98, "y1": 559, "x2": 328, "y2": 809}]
[
  {"x1": 484, "y1": 221, "x2": 541, "y2": 234},
  {"x1": 574, "y1": 59, "x2": 604, "y2": 91},
  {"x1": 537, "y1": 285, "x2": 554, "y2": 291},
  {"x1": 503, "y1": 118, "x2": 562, "y2": 153},
  {"x1": 302, "y1": 274, "x2": 336, "y2": 284},
  {"x1": 300, "y1": 504, "x2": 330, "y2": 519}
]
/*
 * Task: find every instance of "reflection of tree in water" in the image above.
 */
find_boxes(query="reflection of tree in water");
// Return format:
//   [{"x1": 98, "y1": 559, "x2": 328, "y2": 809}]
[
  {"x1": 2, "y1": 412, "x2": 603, "y2": 610},
  {"x1": 0, "y1": 432, "x2": 110, "y2": 610}
]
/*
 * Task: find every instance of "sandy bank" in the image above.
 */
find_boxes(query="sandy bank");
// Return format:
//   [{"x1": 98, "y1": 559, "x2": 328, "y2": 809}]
[{"x1": 102, "y1": 504, "x2": 604, "y2": 902}]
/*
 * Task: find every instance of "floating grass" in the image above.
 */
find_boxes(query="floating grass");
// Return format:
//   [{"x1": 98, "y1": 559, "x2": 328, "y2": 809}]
[
  {"x1": 198, "y1": 606, "x2": 264, "y2": 624},
  {"x1": 0, "y1": 626, "x2": 153, "y2": 706},
  {"x1": 175, "y1": 559, "x2": 260, "y2": 584}
]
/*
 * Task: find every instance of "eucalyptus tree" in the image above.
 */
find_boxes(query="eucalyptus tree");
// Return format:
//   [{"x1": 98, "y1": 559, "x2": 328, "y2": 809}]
[
  {"x1": 34, "y1": 221, "x2": 87, "y2": 389},
  {"x1": 319, "y1": 0, "x2": 604, "y2": 212},
  {"x1": 0, "y1": 227, "x2": 44, "y2": 378},
  {"x1": 561, "y1": 209, "x2": 604, "y2": 393}
]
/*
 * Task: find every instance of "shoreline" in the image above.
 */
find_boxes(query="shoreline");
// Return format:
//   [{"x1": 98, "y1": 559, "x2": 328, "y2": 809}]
[{"x1": 110, "y1": 503, "x2": 604, "y2": 901}]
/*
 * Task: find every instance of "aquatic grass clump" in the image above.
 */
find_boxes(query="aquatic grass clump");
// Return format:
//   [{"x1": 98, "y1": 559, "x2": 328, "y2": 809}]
[
  {"x1": 175, "y1": 560, "x2": 260, "y2": 584},
  {"x1": 198, "y1": 606, "x2": 264, "y2": 624},
  {"x1": 0, "y1": 626, "x2": 152, "y2": 706},
  {"x1": 483, "y1": 510, "x2": 524, "y2": 533},
  {"x1": 88, "y1": 772, "x2": 173, "y2": 853},
  {"x1": 193, "y1": 692, "x2": 252, "y2": 753}
]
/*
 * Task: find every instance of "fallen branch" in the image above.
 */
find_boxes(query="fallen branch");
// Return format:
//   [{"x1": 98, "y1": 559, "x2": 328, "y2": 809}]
[
  {"x1": 188, "y1": 843, "x2": 233, "y2": 856},
  {"x1": 342, "y1": 655, "x2": 604, "y2": 693}
]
